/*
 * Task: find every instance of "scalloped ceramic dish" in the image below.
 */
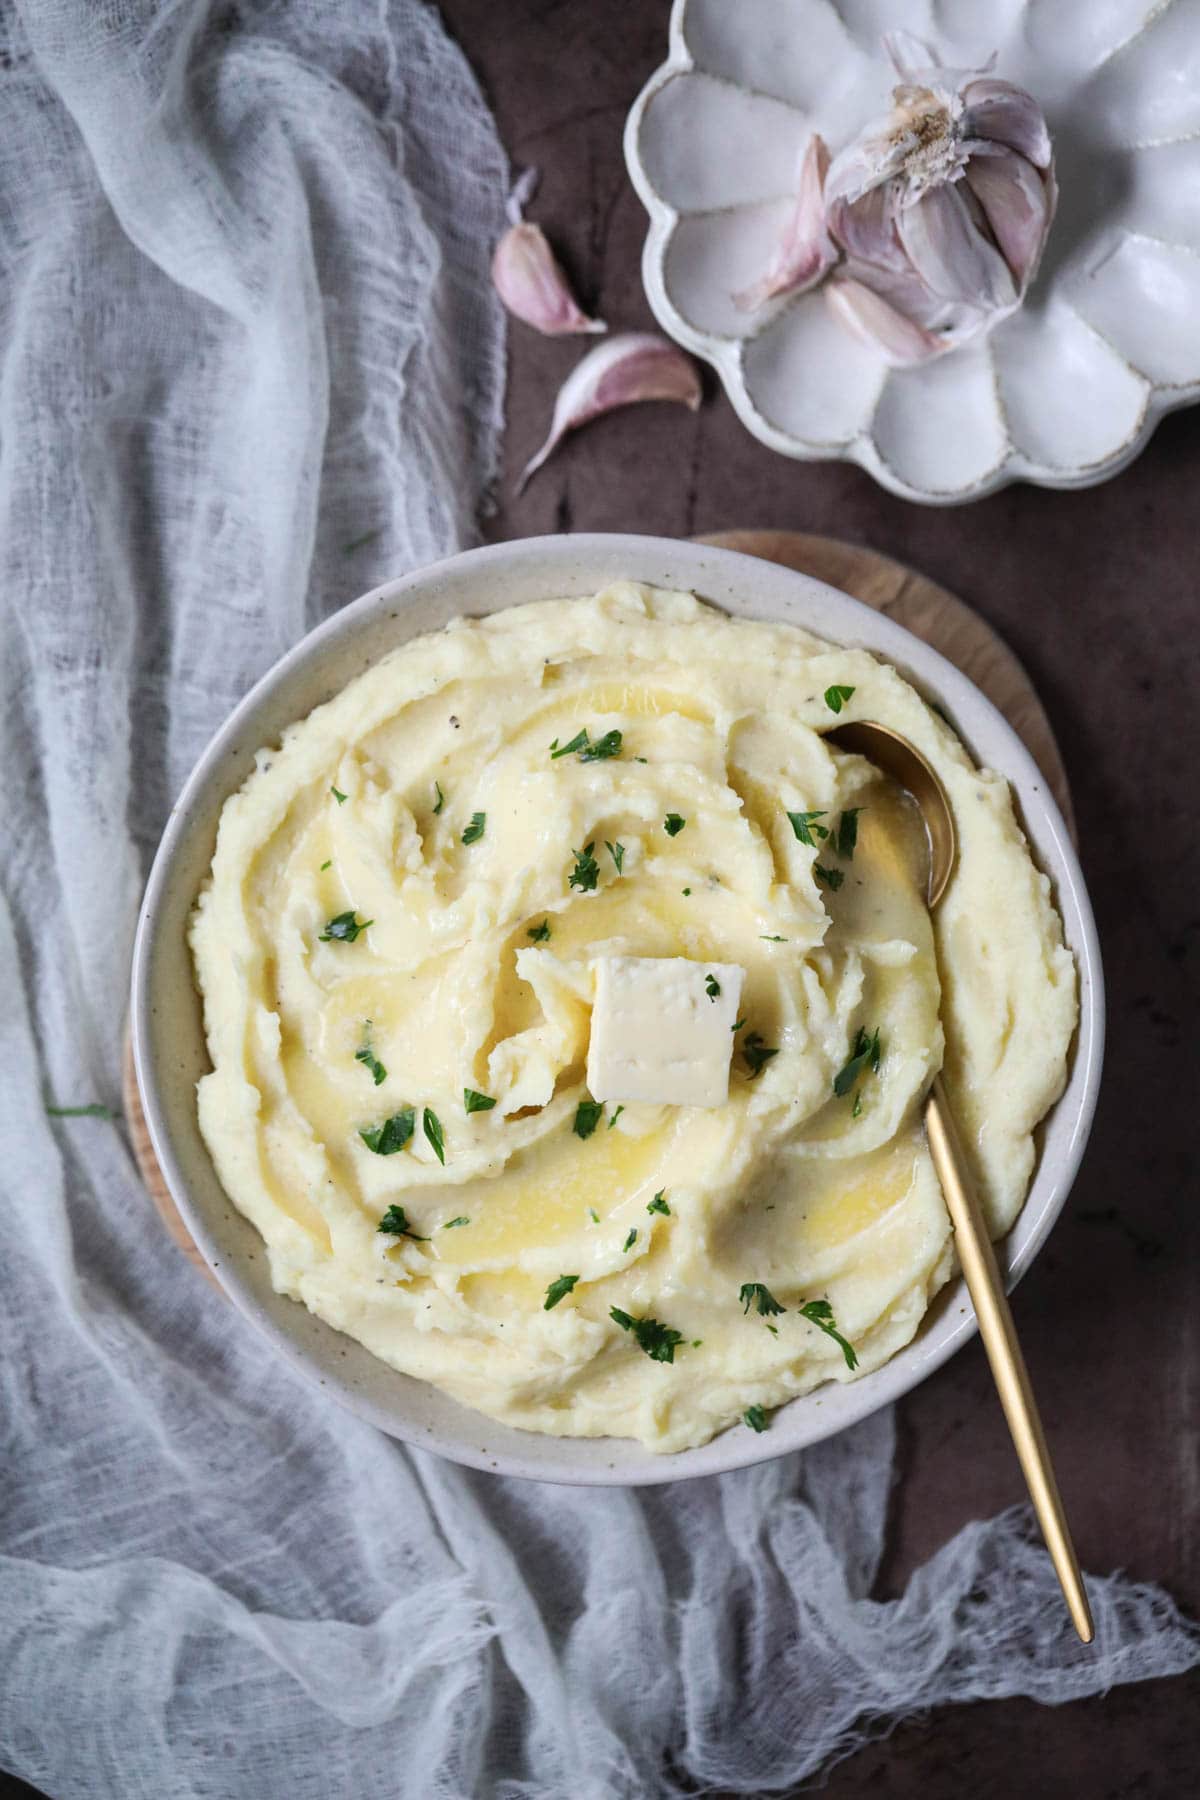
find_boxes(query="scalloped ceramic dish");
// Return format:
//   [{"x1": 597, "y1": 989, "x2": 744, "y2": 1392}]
[
  {"x1": 131, "y1": 536, "x2": 1103, "y2": 1485},
  {"x1": 626, "y1": 0, "x2": 1200, "y2": 504}
]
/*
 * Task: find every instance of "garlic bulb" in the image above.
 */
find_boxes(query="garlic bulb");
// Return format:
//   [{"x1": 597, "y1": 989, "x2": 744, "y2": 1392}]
[
  {"x1": 519, "y1": 333, "x2": 701, "y2": 490},
  {"x1": 741, "y1": 34, "x2": 1056, "y2": 366}
]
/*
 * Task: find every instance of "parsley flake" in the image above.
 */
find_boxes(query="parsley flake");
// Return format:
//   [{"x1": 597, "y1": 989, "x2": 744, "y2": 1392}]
[
  {"x1": 544, "y1": 1273, "x2": 580, "y2": 1310},
  {"x1": 588, "y1": 1207, "x2": 600, "y2": 1224},
  {"x1": 759, "y1": 934, "x2": 788, "y2": 942},
  {"x1": 463, "y1": 1088, "x2": 496, "y2": 1114},
  {"x1": 605, "y1": 840, "x2": 625, "y2": 875},
  {"x1": 574, "y1": 1097, "x2": 604, "y2": 1139},
  {"x1": 663, "y1": 812, "x2": 686, "y2": 836},
  {"x1": 740, "y1": 1282, "x2": 786, "y2": 1317},
  {"x1": 801, "y1": 1298, "x2": 859, "y2": 1370},
  {"x1": 833, "y1": 1027, "x2": 883, "y2": 1099},
  {"x1": 743, "y1": 1032, "x2": 779, "y2": 1078},
  {"x1": 433, "y1": 781, "x2": 445, "y2": 815},
  {"x1": 423, "y1": 1107, "x2": 445, "y2": 1164},
  {"x1": 607, "y1": 1105, "x2": 625, "y2": 1130},
  {"x1": 320, "y1": 910, "x2": 373, "y2": 944},
  {"x1": 705, "y1": 973, "x2": 720, "y2": 1000},
  {"x1": 355, "y1": 1030, "x2": 387, "y2": 1086},
  {"x1": 549, "y1": 729, "x2": 589, "y2": 759},
  {"x1": 744, "y1": 1405, "x2": 770, "y2": 1433},
  {"x1": 786, "y1": 808, "x2": 828, "y2": 847},
  {"x1": 462, "y1": 812, "x2": 486, "y2": 845},
  {"x1": 731, "y1": 1017, "x2": 746, "y2": 1033},
  {"x1": 824, "y1": 684, "x2": 856, "y2": 714},
  {"x1": 609, "y1": 1308, "x2": 685, "y2": 1364},
  {"x1": 580, "y1": 729, "x2": 623, "y2": 762},
  {"x1": 331, "y1": 786, "x2": 348, "y2": 805},
  {"x1": 568, "y1": 843, "x2": 600, "y2": 892},
  {"x1": 852, "y1": 1090, "x2": 863, "y2": 1119},
  {"x1": 443, "y1": 1216, "x2": 470, "y2": 1230},
  {"x1": 319, "y1": 859, "x2": 332, "y2": 871},
  {"x1": 377, "y1": 1202, "x2": 427, "y2": 1239},
  {"x1": 814, "y1": 863, "x2": 844, "y2": 892},
  {"x1": 527, "y1": 920, "x2": 552, "y2": 942},
  {"x1": 360, "y1": 1109, "x2": 416, "y2": 1156},
  {"x1": 832, "y1": 808, "x2": 862, "y2": 859},
  {"x1": 681, "y1": 887, "x2": 691, "y2": 896},
  {"x1": 543, "y1": 1281, "x2": 582, "y2": 1310},
  {"x1": 647, "y1": 1191, "x2": 670, "y2": 1216},
  {"x1": 45, "y1": 1103, "x2": 112, "y2": 1119},
  {"x1": 623, "y1": 1227, "x2": 638, "y2": 1252}
]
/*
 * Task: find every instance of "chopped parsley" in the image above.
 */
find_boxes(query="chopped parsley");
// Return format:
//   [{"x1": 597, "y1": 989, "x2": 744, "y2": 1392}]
[
  {"x1": 852, "y1": 1091, "x2": 863, "y2": 1119},
  {"x1": 610, "y1": 1308, "x2": 685, "y2": 1364},
  {"x1": 588, "y1": 1207, "x2": 600, "y2": 1224},
  {"x1": 433, "y1": 781, "x2": 444, "y2": 815},
  {"x1": 423, "y1": 1107, "x2": 445, "y2": 1164},
  {"x1": 607, "y1": 1105, "x2": 625, "y2": 1129},
  {"x1": 580, "y1": 729, "x2": 623, "y2": 762},
  {"x1": 605, "y1": 840, "x2": 625, "y2": 875},
  {"x1": 647, "y1": 1190, "x2": 670, "y2": 1216},
  {"x1": 740, "y1": 1282, "x2": 786, "y2": 1317},
  {"x1": 549, "y1": 729, "x2": 589, "y2": 759},
  {"x1": 814, "y1": 863, "x2": 844, "y2": 892},
  {"x1": 355, "y1": 1029, "x2": 387, "y2": 1086},
  {"x1": 377, "y1": 1202, "x2": 426, "y2": 1240},
  {"x1": 681, "y1": 887, "x2": 691, "y2": 896},
  {"x1": 743, "y1": 1032, "x2": 779, "y2": 1078},
  {"x1": 44, "y1": 1103, "x2": 112, "y2": 1119},
  {"x1": 824, "y1": 684, "x2": 856, "y2": 714},
  {"x1": 319, "y1": 910, "x2": 373, "y2": 943},
  {"x1": 759, "y1": 934, "x2": 787, "y2": 942},
  {"x1": 527, "y1": 920, "x2": 552, "y2": 942},
  {"x1": 833, "y1": 1026, "x2": 882, "y2": 1099},
  {"x1": 463, "y1": 1088, "x2": 496, "y2": 1114},
  {"x1": 568, "y1": 843, "x2": 600, "y2": 892},
  {"x1": 704, "y1": 973, "x2": 720, "y2": 1000},
  {"x1": 443, "y1": 1216, "x2": 470, "y2": 1230},
  {"x1": 360, "y1": 1109, "x2": 416, "y2": 1155},
  {"x1": 544, "y1": 1273, "x2": 580, "y2": 1310},
  {"x1": 663, "y1": 812, "x2": 686, "y2": 836},
  {"x1": 832, "y1": 808, "x2": 862, "y2": 859},
  {"x1": 461, "y1": 812, "x2": 486, "y2": 845},
  {"x1": 744, "y1": 1405, "x2": 770, "y2": 1433},
  {"x1": 731, "y1": 1017, "x2": 746, "y2": 1033},
  {"x1": 319, "y1": 859, "x2": 332, "y2": 871},
  {"x1": 786, "y1": 808, "x2": 828, "y2": 847},
  {"x1": 800, "y1": 1298, "x2": 859, "y2": 1370},
  {"x1": 331, "y1": 786, "x2": 348, "y2": 805},
  {"x1": 573, "y1": 1097, "x2": 604, "y2": 1139},
  {"x1": 623, "y1": 1227, "x2": 638, "y2": 1252}
]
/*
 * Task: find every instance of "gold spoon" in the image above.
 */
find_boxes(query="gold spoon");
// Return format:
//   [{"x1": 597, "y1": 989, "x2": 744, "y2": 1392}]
[{"x1": 828, "y1": 719, "x2": 1094, "y2": 1645}]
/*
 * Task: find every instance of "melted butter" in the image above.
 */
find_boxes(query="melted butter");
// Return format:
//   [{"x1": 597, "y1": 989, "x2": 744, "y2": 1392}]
[
  {"x1": 434, "y1": 1122, "x2": 667, "y2": 1263},
  {"x1": 792, "y1": 1129, "x2": 925, "y2": 1253}
]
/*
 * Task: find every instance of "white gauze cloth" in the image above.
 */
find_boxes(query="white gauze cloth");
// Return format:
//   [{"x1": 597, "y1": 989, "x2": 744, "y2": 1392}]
[{"x1": 1, "y1": 3, "x2": 1197, "y2": 1795}]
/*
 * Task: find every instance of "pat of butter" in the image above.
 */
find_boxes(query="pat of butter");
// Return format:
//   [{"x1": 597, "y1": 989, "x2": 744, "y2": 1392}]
[{"x1": 587, "y1": 956, "x2": 746, "y2": 1108}]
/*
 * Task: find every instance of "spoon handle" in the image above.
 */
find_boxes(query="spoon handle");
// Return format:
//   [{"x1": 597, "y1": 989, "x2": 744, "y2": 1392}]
[{"x1": 925, "y1": 1075, "x2": 1094, "y2": 1645}]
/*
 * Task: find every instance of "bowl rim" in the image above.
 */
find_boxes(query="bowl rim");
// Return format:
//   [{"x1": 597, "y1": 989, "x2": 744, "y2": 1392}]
[{"x1": 130, "y1": 533, "x2": 1104, "y2": 1485}]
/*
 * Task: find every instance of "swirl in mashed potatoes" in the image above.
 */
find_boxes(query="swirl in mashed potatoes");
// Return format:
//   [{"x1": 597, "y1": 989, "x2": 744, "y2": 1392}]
[{"x1": 190, "y1": 584, "x2": 1076, "y2": 1451}]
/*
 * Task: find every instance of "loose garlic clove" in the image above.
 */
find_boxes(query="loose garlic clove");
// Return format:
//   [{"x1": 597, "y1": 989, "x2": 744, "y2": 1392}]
[
  {"x1": 518, "y1": 333, "x2": 701, "y2": 491},
  {"x1": 735, "y1": 134, "x2": 836, "y2": 311},
  {"x1": 491, "y1": 222, "x2": 607, "y2": 337},
  {"x1": 825, "y1": 277, "x2": 954, "y2": 365}
]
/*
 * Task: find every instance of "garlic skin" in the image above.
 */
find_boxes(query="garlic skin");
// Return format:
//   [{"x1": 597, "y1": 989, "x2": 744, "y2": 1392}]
[
  {"x1": 739, "y1": 35, "x2": 1056, "y2": 367},
  {"x1": 519, "y1": 333, "x2": 701, "y2": 490},
  {"x1": 492, "y1": 221, "x2": 607, "y2": 337}
]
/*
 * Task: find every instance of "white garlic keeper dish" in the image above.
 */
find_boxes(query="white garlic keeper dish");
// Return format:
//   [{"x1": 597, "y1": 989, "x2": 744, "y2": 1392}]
[
  {"x1": 131, "y1": 535, "x2": 1103, "y2": 1485},
  {"x1": 625, "y1": 0, "x2": 1200, "y2": 504}
]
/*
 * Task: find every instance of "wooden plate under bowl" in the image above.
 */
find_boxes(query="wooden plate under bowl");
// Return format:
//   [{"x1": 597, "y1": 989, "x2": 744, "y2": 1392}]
[{"x1": 124, "y1": 530, "x2": 1075, "y2": 1280}]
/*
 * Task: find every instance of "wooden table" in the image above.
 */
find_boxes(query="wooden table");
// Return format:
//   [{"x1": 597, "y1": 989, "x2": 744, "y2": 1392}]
[{"x1": 438, "y1": 2, "x2": 1200, "y2": 1790}]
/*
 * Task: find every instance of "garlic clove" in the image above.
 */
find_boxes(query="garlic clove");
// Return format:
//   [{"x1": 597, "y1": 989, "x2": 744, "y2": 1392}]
[
  {"x1": 518, "y1": 333, "x2": 701, "y2": 491},
  {"x1": 965, "y1": 144, "x2": 1054, "y2": 292},
  {"x1": 734, "y1": 134, "x2": 836, "y2": 311},
  {"x1": 962, "y1": 79, "x2": 1053, "y2": 170},
  {"x1": 895, "y1": 181, "x2": 1017, "y2": 311},
  {"x1": 491, "y1": 222, "x2": 607, "y2": 337},
  {"x1": 825, "y1": 276, "x2": 955, "y2": 366}
]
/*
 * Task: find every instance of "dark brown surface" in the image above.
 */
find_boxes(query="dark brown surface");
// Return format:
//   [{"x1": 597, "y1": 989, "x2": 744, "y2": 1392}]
[{"x1": 437, "y1": 2, "x2": 1200, "y2": 1793}]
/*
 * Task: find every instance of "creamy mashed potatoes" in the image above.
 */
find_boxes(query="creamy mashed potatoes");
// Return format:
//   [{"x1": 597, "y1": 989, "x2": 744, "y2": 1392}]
[{"x1": 190, "y1": 584, "x2": 1076, "y2": 1451}]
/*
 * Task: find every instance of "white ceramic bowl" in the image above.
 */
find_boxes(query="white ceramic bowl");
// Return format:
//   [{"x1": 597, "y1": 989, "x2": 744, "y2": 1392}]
[
  {"x1": 130, "y1": 535, "x2": 1103, "y2": 1485},
  {"x1": 625, "y1": 0, "x2": 1200, "y2": 504}
]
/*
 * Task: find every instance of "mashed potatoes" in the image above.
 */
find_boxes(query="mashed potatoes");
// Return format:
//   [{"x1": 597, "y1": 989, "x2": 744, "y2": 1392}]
[{"x1": 190, "y1": 584, "x2": 1076, "y2": 1451}]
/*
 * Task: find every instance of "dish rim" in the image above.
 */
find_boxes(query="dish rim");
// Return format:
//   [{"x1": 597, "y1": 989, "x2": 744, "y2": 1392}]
[{"x1": 130, "y1": 533, "x2": 1104, "y2": 1485}]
